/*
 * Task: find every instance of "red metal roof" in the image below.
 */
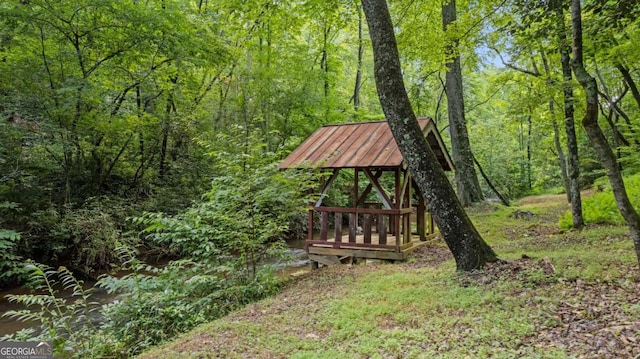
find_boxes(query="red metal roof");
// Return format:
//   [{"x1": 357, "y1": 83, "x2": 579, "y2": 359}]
[{"x1": 279, "y1": 118, "x2": 453, "y2": 171}]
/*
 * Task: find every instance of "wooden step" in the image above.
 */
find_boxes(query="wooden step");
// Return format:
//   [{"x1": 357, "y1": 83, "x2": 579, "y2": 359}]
[{"x1": 308, "y1": 254, "x2": 341, "y2": 266}]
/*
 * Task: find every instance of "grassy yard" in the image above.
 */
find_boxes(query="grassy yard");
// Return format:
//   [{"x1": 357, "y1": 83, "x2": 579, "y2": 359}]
[{"x1": 139, "y1": 193, "x2": 640, "y2": 358}]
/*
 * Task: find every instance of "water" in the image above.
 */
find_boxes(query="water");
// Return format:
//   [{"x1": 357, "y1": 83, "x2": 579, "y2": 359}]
[
  {"x1": 0, "y1": 286, "x2": 36, "y2": 337},
  {"x1": 0, "y1": 244, "x2": 311, "y2": 337},
  {"x1": 0, "y1": 282, "x2": 115, "y2": 337},
  {"x1": 273, "y1": 246, "x2": 310, "y2": 277}
]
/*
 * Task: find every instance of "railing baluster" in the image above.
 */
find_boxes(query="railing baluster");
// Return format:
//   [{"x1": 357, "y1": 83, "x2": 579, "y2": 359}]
[
  {"x1": 320, "y1": 211, "x2": 328, "y2": 241},
  {"x1": 334, "y1": 212, "x2": 342, "y2": 242},
  {"x1": 378, "y1": 214, "x2": 387, "y2": 245},
  {"x1": 349, "y1": 213, "x2": 357, "y2": 242},
  {"x1": 308, "y1": 207, "x2": 412, "y2": 250},
  {"x1": 363, "y1": 214, "x2": 372, "y2": 244}
]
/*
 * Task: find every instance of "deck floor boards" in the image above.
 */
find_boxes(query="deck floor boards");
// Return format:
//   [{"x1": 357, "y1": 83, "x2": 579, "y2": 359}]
[{"x1": 313, "y1": 233, "x2": 399, "y2": 250}]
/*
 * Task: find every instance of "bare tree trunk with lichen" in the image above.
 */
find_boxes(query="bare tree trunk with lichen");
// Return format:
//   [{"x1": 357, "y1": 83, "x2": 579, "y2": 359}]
[{"x1": 361, "y1": 0, "x2": 497, "y2": 271}]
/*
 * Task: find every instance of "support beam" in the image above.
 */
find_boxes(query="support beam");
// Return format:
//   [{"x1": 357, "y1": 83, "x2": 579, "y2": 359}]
[
  {"x1": 357, "y1": 170, "x2": 383, "y2": 206},
  {"x1": 417, "y1": 184, "x2": 426, "y2": 241},
  {"x1": 399, "y1": 170, "x2": 411, "y2": 208},
  {"x1": 315, "y1": 169, "x2": 340, "y2": 207},
  {"x1": 362, "y1": 168, "x2": 393, "y2": 209}
]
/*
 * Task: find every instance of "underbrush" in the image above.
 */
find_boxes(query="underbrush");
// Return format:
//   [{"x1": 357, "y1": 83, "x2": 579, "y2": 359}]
[
  {"x1": 559, "y1": 173, "x2": 640, "y2": 228},
  {"x1": 1, "y1": 256, "x2": 284, "y2": 358}
]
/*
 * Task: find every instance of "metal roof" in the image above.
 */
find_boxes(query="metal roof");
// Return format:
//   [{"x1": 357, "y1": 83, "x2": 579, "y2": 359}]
[{"x1": 279, "y1": 118, "x2": 453, "y2": 171}]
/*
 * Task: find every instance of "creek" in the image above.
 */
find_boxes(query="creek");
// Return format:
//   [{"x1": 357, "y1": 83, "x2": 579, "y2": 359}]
[{"x1": 0, "y1": 242, "x2": 310, "y2": 338}]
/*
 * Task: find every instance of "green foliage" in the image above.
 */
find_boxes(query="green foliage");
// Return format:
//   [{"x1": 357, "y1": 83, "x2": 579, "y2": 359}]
[
  {"x1": 559, "y1": 173, "x2": 640, "y2": 229},
  {"x1": 0, "y1": 202, "x2": 29, "y2": 286},
  {"x1": 50, "y1": 204, "x2": 134, "y2": 275},
  {"x1": 0, "y1": 228, "x2": 26, "y2": 286},
  {"x1": 135, "y1": 134, "x2": 315, "y2": 271},
  {"x1": 140, "y1": 193, "x2": 639, "y2": 359},
  {"x1": 0, "y1": 263, "x2": 103, "y2": 358},
  {"x1": 11, "y1": 200, "x2": 138, "y2": 277},
  {"x1": 92, "y1": 135, "x2": 314, "y2": 355},
  {"x1": 98, "y1": 255, "x2": 281, "y2": 357}
]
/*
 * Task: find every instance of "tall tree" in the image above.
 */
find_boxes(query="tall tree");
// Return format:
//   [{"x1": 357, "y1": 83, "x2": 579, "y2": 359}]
[
  {"x1": 361, "y1": 0, "x2": 498, "y2": 271},
  {"x1": 442, "y1": 0, "x2": 484, "y2": 207},
  {"x1": 570, "y1": 0, "x2": 640, "y2": 265},
  {"x1": 553, "y1": 0, "x2": 584, "y2": 228}
]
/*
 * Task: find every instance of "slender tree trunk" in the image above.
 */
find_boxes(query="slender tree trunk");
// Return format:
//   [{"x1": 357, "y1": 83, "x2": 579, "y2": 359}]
[
  {"x1": 442, "y1": 0, "x2": 483, "y2": 207},
  {"x1": 353, "y1": 2, "x2": 364, "y2": 111},
  {"x1": 321, "y1": 18, "x2": 330, "y2": 122},
  {"x1": 543, "y1": 52, "x2": 571, "y2": 201},
  {"x1": 362, "y1": 0, "x2": 497, "y2": 271},
  {"x1": 472, "y1": 154, "x2": 510, "y2": 207},
  {"x1": 616, "y1": 63, "x2": 640, "y2": 110},
  {"x1": 159, "y1": 119, "x2": 169, "y2": 180},
  {"x1": 159, "y1": 77, "x2": 177, "y2": 180},
  {"x1": 552, "y1": 117, "x2": 571, "y2": 202},
  {"x1": 526, "y1": 114, "x2": 532, "y2": 189},
  {"x1": 570, "y1": 0, "x2": 640, "y2": 266},
  {"x1": 555, "y1": 0, "x2": 584, "y2": 228}
]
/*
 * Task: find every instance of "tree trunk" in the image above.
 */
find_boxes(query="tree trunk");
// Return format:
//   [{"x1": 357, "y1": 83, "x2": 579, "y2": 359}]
[
  {"x1": 552, "y1": 117, "x2": 571, "y2": 202},
  {"x1": 555, "y1": 0, "x2": 584, "y2": 228},
  {"x1": 616, "y1": 63, "x2": 640, "y2": 111},
  {"x1": 442, "y1": 0, "x2": 484, "y2": 207},
  {"x1": 472, "y1": 154, "x2": 510, "y2": 207},
  {"x1": 526, "y1": 114, "x2": 532, "y2": 189},
  {"x1": 353, "y1": 2, "x2": 363, "y2": 111},
  {"x1": 570, "y1": 0, "x2": 640, "y2": 266},
  {"x1": 362, "y1": 0, "x2": 497, "y2": 271},
  {"x1": 542, "y1": 52, "x2": 571, "y2": 202},
  {"x1": 321, "y1": 18, "x2": 330, "y2": 121}
]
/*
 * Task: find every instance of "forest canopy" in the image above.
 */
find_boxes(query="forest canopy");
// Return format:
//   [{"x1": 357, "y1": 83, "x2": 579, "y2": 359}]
[{"x1": 1, "y1": 0, "x2": 639, "y2": 284}]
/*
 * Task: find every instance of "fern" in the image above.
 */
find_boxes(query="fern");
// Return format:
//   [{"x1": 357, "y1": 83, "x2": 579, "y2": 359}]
[{"x1": 1, "y1": 263, "x2": 101, "y2": 357}]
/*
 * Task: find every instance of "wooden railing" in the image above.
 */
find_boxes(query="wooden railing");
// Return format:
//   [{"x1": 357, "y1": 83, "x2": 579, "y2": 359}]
[{"x1": 306, "y1": 206, "x2": 415, "y2": 252}]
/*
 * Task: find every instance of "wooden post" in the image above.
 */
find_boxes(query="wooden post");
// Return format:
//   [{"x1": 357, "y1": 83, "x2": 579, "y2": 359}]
[
  {"x1": 320, "y1": 211, "x2": 329, "y2": 241},
  {"x1": 334, "y1": 212, "x2": 342, "y2": 242},
  {"x1": 354, "y1": 168, "x2": 359, "y2": 209},
  {"x1": 403, "y1": 212, "x2": 411, "y2": 244},
  {"x1": 307, "y1": 205, "x2": 313, "y2": 252},
  {"x1": 392, "y1": 168, "x2": 400, "y2": 235},
  {"x1": 378, "y1": 214, "x2": 387, "y2": 244},
  {"x1": 364, "y1": 214, "x2": 372, "y2": 244},
  {"x1": 349, "y1": 213, "x2": 357, "y2": 242},
  {"x1": 417, "y1": 184, "x2": 426, "y2": 241}
]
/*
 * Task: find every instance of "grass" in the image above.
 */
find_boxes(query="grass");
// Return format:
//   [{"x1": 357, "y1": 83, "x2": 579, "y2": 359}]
[{"x1": 139, "y1": 192, "x2": 640, "y2": 358}]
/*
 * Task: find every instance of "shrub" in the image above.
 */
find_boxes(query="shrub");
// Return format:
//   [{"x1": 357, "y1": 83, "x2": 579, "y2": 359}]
[
  {"x1": 3, "y1": 136, "x2": 315, "y2": 356},
  {"x1": 97, "y1": 254, "x2": 281, "y2": 356},
  {"x1": 0, "y1": 202, "x2": 29, "y2": 286},
  {"x1": 25, "y1": 200, "x2": 138, "y2": 276},
  {"x1": 0, "y1": 228, "x2": 27, "y2": 286},
  {"x1": 0, "y1": 263, "x2": 103, "y2": 358},
  {"x1": 559, "y1": 173, "x2": 640, "y2": 228},
  {"x1": 134, "y1": 137, "x2": 315, "y2": 276}
]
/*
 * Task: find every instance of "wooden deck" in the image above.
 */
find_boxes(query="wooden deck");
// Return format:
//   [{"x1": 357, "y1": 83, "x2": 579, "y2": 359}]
[
  {"x1": 311, "y1": 233, "x2": 399, "y2": 250},
  {"x1": 306, "y1": 232, "x2": 436, "y2": 261},
  {"x1": 307, "y1": 239, "x2": 430, "y2": 261}
]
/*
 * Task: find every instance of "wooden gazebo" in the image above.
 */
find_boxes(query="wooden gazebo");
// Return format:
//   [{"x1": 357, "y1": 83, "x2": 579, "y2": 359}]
[{"x1": 279, "y1": 118, "x2": 453, "y2": 266}]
